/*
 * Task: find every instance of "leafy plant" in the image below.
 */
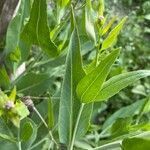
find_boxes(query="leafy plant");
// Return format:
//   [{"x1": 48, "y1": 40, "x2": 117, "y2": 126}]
[{"x1": 0, "y1": 0, "x2": 150, "y2": 149}]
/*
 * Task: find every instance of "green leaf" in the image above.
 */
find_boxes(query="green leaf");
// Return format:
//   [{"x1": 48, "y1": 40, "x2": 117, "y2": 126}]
[
  {"x1": 76, "y1": 103, "x2": 93, "y2": 139},
  {"x1": 9, "y1": 87, "x2": 16, "y2": 102},
  {"x1": 102, "y1": 99, "x2": 147, "y2": 129},
  {"x1": 0, "y1": 141, "x2": 17, "y2": 150},
  {"x1": 131, "y1": 123, "x2": 150, "y2": 132},
  {"x1": 9, "y1": 47, "x2": 21, "y2": 62},
  {"x1": 143, "y1": 97, "x2": 150, "y2": 114},
  {"x1": 144, "y1": 14, "x2": 150, "y2": 20},
  {"x1": 85, "y1": 11, "x2": 96, "y2": 43},
  {"x1": 0, "y1": 65, "x2": 10, "y2": 89},
  {"x1": 75, "y1": 140, "x2": 93, "y2": 149},
  {"x1": 111, "y1": 117, "x2": 132, "y2": 137},
  {"x1": 50, "y1": 19, "x2": 68, "y2": 41},
  {"x1": 77, "y1": 100, "x2": 93, "y2": 138},
  {"x1": 101, "y1": 17, "x2": 127, "y2": 50},
  {"x1": 33, "y1": 54, "x2": 66, "y2": 69},
  {"x1": 132, "y1": 85, "x2": 146, "y2": 96},
  {"x1": 0, "y1": 91, "x2": 8, "y2": 116},
  {"x1": 85, "y1": 0, "x2": 96, "y2": 43},
  {"x1": 20, "y1": 122, "x2": 33, "y2": 141},
  {"x1": 8, "y1": 100, "x2": 29, "y2": 127},
  {"x1": 5, "y1": 0, "x2": 30, "y2": 57},
  {"x1": 0, "y1": 119, "x2": 17, "y2": 149},
  {"x1": 59, "y1": 10, "x2": 93, "y2": 145},
  {"x1": 58, "y1": 27, "x2": 85, "y2": 145},
  {"x1": 56, "y1": 1, "x2": 69, "y2": 24},
  {"x1": 101, "y1": 16, "x2": 117, "y2": 35},
  {"x1": 16, "y1": 73, "x2": 53, "y2": 96},
  {"x1": 21, "y1": 118, "x2": 37, "y2": 150},
  {"x1": 58, "y1": 0, "x2": 70, "y2": 8},
  {"x1": 21, "y1": 0, "x2": 58, "y2": 57},
  {"x1": 84, "y1": 59, "x2": 97, "y2": 74},
  {"x1": 98, "y1": 0, "x2": 105, "y2": 16},
  {"x1": 0, "y1": 133, "x2": 16, "y2": 143},
  {"x1": 76, "y1": 49, "x2": 120, "y2": 103},
  {"x1": 95, "y1": 70, "x2": 150, "y2": 101},
  {"x1": 122, "y1": 138, "x2": 150, "y2": 150},
  {"x1": 14, "y1": 100, "x2": 29, "y2": 120}
]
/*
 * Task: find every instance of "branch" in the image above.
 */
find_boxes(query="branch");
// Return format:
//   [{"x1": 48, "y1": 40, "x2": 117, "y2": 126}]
[
  {"x1": 0, "y1": 0, "x2": 19, "y2": 41},
  {"x1": 0, "y1": 0, "x2": 5, "y2": 14}
]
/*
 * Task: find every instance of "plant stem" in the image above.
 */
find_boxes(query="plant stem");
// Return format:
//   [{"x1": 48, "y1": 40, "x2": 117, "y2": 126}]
[
  {"x1": 30, "y1": 138, "x2": 48, "y2": 150},
  {"x1": 30, "y1": 96, "x2": 60, "y2": 100},
  {"x1": 93, "y1": 131, "x2": 150, "y2": 150},
  {"x1": 18, "y1": 141, "x2": 21, "y2": 150},
  {"x1": 92, "y1": 140, "x2": 122, "y2": 150},
  {"x1": 18, "y1": 125, "x2": 21, "y2": 150},
  {"x1": 33, "y1": 107, "x2": 59, "y2": 149},
  {"x1": 95, "y1": 45, "x2": 99, "y2": 67},
  {"x1": 70, "y1": 103, "x2": 85, "y2": 150}
]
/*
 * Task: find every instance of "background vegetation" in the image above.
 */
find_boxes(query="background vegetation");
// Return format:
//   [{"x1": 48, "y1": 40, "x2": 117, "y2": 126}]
[{"x1": 0, "y1": 0, "x2": 150, "y2": 149}]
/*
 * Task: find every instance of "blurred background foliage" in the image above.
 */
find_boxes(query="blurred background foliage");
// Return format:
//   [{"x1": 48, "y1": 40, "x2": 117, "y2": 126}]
[{"x1": 94, "y1": 0, "x2": 150, "y2": 125}]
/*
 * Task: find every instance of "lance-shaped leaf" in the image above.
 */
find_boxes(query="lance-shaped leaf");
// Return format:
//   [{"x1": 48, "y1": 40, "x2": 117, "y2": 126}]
[
  {"x1": 76, "y1": 49, "x2": 120, "y2": 103},
  {"x1": 102, "y1": 99, "x2": 147, "y2": 129},
  {"x1": 5, "y1": 0, "x2": 30, "y2": 58},
  {"x1": 0, "y1": 133, "x2": 16, "y2": 143},
  {"x1": 98, "y1": 0, "x2": 105, "y2": 16},
  {"x1": 58, "y1": 28, "x2": 85, "y2": 144},
  {"x1": 16, "y1": 73, "x2": 53, "y2": 96},
  {"x1": 8, "y1": 86, "x2": 16, "y2": 102},
  {"x1": 101, "y1": 16, "x2": 117, "y2": 35},
  {"x1": 95, "y1": 70, "x2": 150, "y2": 101},
  {"x1": 0, "y1": 65, "x2": 10, "y2": 89},
  {"x1": 21, "y1": 0, "x2": 58, "y2": 57},
  {"x1": 57, "y1": 0, "x2": 70, "y2": 24},
  {"x1": 59, "y1": 9, "x2": 93, "y2": 145},
  {"x1": 20, "y1": 121, "x2": 33, "y2": 141},
  {"x1": 85, "y1": 0, "x2": 96, "y2": 43},
  {"x1": 58, "y1": 0, "x2": 70, "y2": 8},
  {"x1": 101, "y1": 17, "x2": 127, "y2": 50},
  {"x1": 122, "y1": 138, "x2": 150, "y2": 150}
]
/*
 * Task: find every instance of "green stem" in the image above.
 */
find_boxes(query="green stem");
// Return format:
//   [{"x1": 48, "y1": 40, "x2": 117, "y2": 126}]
[
  {"x1": 18, "y1": 141, "x2": 21, "y2": 150},
  {"x1": 98, "y1": 126, "x2": 111, "y2": 139},
  {"x1": 18, "y1": 125, "x2": 21, "y2": 150},
  {"x1": 30, "y1": 138, "x2": 48, "y2": 150},
  {"x1": 93, "y1": 131, "x2": 150, "y2": 150},
  {"x1": 30, "y1": 96, "x2": 60, "y2": 100},
  {"x1": 92, "y1": 140, "x2": 122, "y2": 150},
  {"x1": 95, "y1": 41, "x2": 101, "y2": 67},
  {"x1": 70, "y1": 103, "x2": 85, "y2": 150},
  {"x1": 33, "y1": 107, "x2": 58, "y2": 149},
  {"x1": 95, "y1": 47, "x2": 99, "y2": 66}
]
